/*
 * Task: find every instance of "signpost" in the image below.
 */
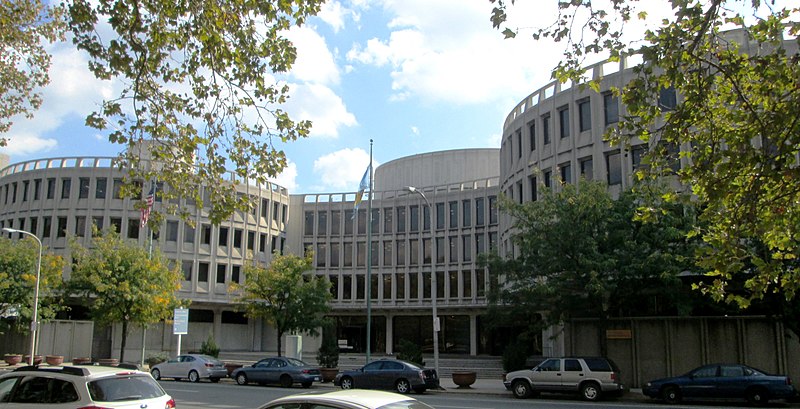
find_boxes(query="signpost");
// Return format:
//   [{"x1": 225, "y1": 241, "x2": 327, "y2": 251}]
[{"x1": 173, "y1": 308, "x2": 188, "y2": 355}]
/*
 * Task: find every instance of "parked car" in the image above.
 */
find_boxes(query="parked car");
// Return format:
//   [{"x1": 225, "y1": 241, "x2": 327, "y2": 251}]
[
  {"x1": 334, "y1": 359, "x2": 438, "y2": 394},
  {"x1": 0, "y1": 364, "x2": 175, "y2": 408},
  {"x1": 151, "y1": 353, "x2": 228, "y2": 382},
  {"x1": 231, "y1": 356, "x2": 322, "y2": 388},
  {"x1": 503, "y1": 356, "x2": 624, "y2": 401},
  {"x1": 259, "y1": 389, "x2": 435, "y2": 409},
  {"x1": 643, "y1": 363, "x2": 797, "y2": 405}
]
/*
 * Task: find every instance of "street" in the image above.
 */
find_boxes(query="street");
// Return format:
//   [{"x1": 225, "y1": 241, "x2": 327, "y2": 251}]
[{"x1": 159, "y1": 380, "x2": 793, "y2": 409}]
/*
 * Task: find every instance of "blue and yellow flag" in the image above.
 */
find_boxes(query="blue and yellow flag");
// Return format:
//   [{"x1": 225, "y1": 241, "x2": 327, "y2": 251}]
[{"x1": 354, "y1": 164, "x2": 371, "y2": 210}]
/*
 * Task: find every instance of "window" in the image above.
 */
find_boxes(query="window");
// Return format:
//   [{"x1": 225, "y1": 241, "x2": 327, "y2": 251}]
[
  {"x1": 516, "y1": 129, "x2": 522, "y2": 158},
  {"x1": 46, "y1": 178, "x2": 55, "y2": 199},
  {"x1": 578, "y1": 98, "x2": 591, "y2": 132},
  {"x1": 216, "y1": 264, "x2": 226, "y2": 283},
  {"x1": 75, "y1": 216, "x2": 86, "y2": 237},
  {"x1": 201, "y1": 224, "x2": 212, "y2": 245},
  {"x1": 448, "y1": 201, "x2": 458, "y2": 229},
  {"x1": 371, "y1": 208, "x2": 380, "y2": 234},
  {"x1": 79, "y1": 177, "x2": 90, "y2": 199},
  {"x1": 343, "y1": 242, "x2": 353, "y2": 267},
  {"x1": 528, "y1": 122, "x2": 536, "y2": 151},
  {"x1": 42, "y1": 217, "x2": 51, "y2": 238},
  {"x1": 383, "y1": 208, "x2": 393, "y2": 233},
  {"x1": 410, "y1": 205, "x2": 419, "y2": 232},
  {"x1": 247, "y1": 231, "x2": 255, "y2": 251},
  {"x1": 127, "y1": 218, "x2": 139, "y2": 239},
  {"x1": 259, "y1": 233, "x2": 266, "y2": 252},
  {"x1": 33, "y1": 179, "x2": 41, "y2": 200},
  {"x1": 95, "y1": 177, "x2": 107, "y2": 199},
  {"x1": 516, "y1": 181, "x2": 523, "y2": 204},
  {"x1": 462, "y1": 200, "x2": 471, "y2": 227},
  {"x1": 317, "y1": 243, "x2": 327, "y2": 267},
  {"x1": 344, "y1": 210, "x2": 354, "y2": 235},
  {"x1": 91, "y1": 216, "x2": 102, "y2": 232},
  {"x1": 544, "y1": 170, "x2": 552, "y2": 189},
  {"x1": 261, "y1": 198, "x2": 269, "y2": 219},
  {"x1": 110, "y1": 217, "x2": 122, "y2": 233},
  {"x1": 476, "y1": 233, "x2": 485, "y2": 255},
  {"x1": 181, "y1": 260, "x2": 192, "y2": 281},
  {"x1": 435, "y1": 203, "x2": 445, "y2": 230},
  {"x1": 603, "y1": 92, "x2": 619, "y2": 125},
  {"x1": 396, "y1": 272, "x2": 405, "y2": 299},
  {"x1": 475, "y1": 198, "x2": 485, "y2": 226},
  {"x1": 580, "y1": 157, "x2": 594, "y2": 181},
  {"x1": 198, "y1": 262, "x2": 209, "y2": 282},
  {"x1": 462, "y1": 235, "x2": 472, "y2": 262},
  {"x1": 304, "y1": 211, "x2": 314, "y2": 235},
  {"x1": 331, "y1": 210, "x2": 340, "y2": 235},
  {"x1": 529, "y1": 176, "x2": 537, "y2": 201},
  {"x1": 396, "y1": 240, "x2": 405, "y2": 266},
  {"x1": 606, "y1": 151, "x2": 622, "y2": 185},
  {"x1": 449, "y1": 236, "x2": 458, "y2": 262},
  {"x1": 61, "y1": 178, "x2": 71, "y2": 199},
  {"x1": 112, "y1": 178, "x2": 123, "y2": 199},
  {"x1": 565, "y1": 359, "x2": 582, "y2": 371},
  {"x1": 22, "y1": 181, "x2": 28, "y2": 202},
  {"x1": 330, "y1": 242, "x2": 340, "y2": 267},
  {"x1": 558, "y1": 106, "x2": 570, "y2": 138},
  {"x1": 233, "y1": 229, "x2": 242, "y2": 249},
  {"x1": 659, "y1": 86, "x2": 677, "y2": 111},
  {"x1": 382, "y1": 241, "x2": 391, "y2": 267},
  {"x1": 631, "y1": 144, "x2": 647, "y2": 171},
  {"x1": 396, "y1": 206, "x2": 406, "y2": 233},
  {"x1": 218, "y1": 227, "x2": 228, "y2": 246},
  {"x1": 318, "y1": 211, "x2": 327, "y2": 235},
  {"x1": 184, "y1": 223, "x2": 195, "y2": 244},
  {"x1": 560, "y1": 163, "x2": 572, "y2": 184},
  {"x1": 357, "y1": 209, "x2": 367, "y2": 235},
  {"x1": 29, "y1": 217, "x2": 38, "y2": 236},
  {"x1": 167, "y1": 221, "x2": 179, "y2": 242},
  {"x1": 542, "y1": 114, "x2": 551, "y2": 144},
  {"x1": 231, "y1": 265, "x2": 241, "y2": 284},
  {"x1": 57, "y1": 217, "x2": 67, "y2": 238},
  {"x1": 7, "y1": 375, "x2": 80, "y2": 404}
]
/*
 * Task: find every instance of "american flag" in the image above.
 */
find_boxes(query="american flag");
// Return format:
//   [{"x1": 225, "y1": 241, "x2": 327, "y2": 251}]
[{"x1": 141, "y1": 183, "x2": 156, "y2": 227}]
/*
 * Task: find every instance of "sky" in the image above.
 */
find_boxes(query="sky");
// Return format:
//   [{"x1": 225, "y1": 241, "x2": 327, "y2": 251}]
[{"x1": 0, "y1": 0, "x2": 723, "y2": 194}]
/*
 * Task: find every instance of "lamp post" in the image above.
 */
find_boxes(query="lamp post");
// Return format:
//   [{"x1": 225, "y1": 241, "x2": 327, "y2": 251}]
[
  {"x1": 405, "y1": 186, "x2": 439, "y2": 378},
  {"x1": 3, "y1": 227, "x2": 43, "y2": 366}
]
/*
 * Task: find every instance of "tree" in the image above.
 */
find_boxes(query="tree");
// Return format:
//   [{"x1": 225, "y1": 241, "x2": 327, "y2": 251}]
[
  {"x1": 0, "y1": 0, "x2": 65, "y2": 135},
  {"x1": 68, "y1": 229, "x2": 184, "y2": 362},
  {"x1": 231, "y1": 252, "x2": 331, "y2": 356},
  {"x1": 489, "y1": 1, "x2": 800, "y2": 307},
  {"x1": 484, "y1": 179, "x2": 698, "y2": 355},
  {"x1": 4, "y1": 0, "x2": 324, "y2": 224},
  {"x1": 0, "y1": 236, "x2": 65, "y2": 333}
]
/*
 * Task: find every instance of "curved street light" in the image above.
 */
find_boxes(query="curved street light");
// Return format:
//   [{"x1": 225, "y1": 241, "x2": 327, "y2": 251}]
[
  {"x1": 405, "y1": 186, "x2": 439, "y2": 379},
  {"x1": 3, "y1": 227, "x2": 43, "y2": 366}
]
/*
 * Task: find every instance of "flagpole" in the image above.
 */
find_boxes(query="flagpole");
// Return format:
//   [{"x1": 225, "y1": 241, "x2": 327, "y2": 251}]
[
  {"x1": 366, "y1": 139, "x2": 373, "y2": 365},
  {"x1": 142, "y1": 181, "x2": 156, "y2": 367}
]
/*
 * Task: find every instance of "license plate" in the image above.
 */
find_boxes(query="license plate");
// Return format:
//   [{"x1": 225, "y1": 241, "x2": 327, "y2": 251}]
[{"x1": 314, "y1": 377, "x2": 321, "y2": 381}]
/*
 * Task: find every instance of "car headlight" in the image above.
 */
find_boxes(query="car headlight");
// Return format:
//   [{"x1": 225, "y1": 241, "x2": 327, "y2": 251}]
[{"x1": 645, "y1": 382, "x2": 652, "y2": 387}]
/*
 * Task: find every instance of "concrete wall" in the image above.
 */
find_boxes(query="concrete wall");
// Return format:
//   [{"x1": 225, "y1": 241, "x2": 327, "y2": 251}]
[
  {"x1": 0, "y1": 320, "x2": 93, "y2": 360},
  {"x1": 565, "y1": 316, "x2": 798, "y2": 388}
]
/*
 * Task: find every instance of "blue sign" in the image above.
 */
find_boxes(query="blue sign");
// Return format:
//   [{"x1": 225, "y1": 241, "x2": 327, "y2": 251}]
[{"x1": 173, "y1": 308, "x2": 188, "y2": 335}]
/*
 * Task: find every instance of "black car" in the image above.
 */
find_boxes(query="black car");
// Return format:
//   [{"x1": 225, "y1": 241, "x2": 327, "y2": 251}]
[
  {"x1": 231, "y1": 357, "x2": 322, "y2": 388},
  {"x1": 643, "y1": 363, "x2": 797, "y2": 405},
  {"x1": 334, "y1": 359, "x2": 438, "y2": 394}
]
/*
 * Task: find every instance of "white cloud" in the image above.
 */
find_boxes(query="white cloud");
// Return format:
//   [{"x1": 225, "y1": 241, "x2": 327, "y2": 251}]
[
  {"x1": 271, "y1": 161, "x2": 298, "y2": 191},
  {"x1": 313, "y1": 148, "x2": 378, "y2": 190},
  {"x1": 410, "y1": 126, "x2": 419, "y2": 136},
  {"x1": 285, "y1": 83, "x2": 357, "y2": 139},
  {"x1": 1, "y1": 133, "x2": 58, "y2": 155},
  {"x1": 285, "y1": 27, "x2": 340, "y2": 85},
  {"x1": 317, "y1": 1, "x2": 348, "y2": 33}
]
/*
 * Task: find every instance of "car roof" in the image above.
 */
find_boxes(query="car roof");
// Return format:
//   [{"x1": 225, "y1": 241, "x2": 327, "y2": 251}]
[
  {"x1": 263, "y1": 390, "x2": 417, "y2": 409},
  {"x1": 3, "y1": 365, "x2": 148, "y2": 379}
]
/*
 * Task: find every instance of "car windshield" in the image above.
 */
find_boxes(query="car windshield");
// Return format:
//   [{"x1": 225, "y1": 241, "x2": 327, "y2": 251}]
[
  {"x1": 88, "y1": 375, "x2": 165, "y2": 402},
  {"x1": 377, "y1": 401, "x2": 435, "y2": 409},
  {"x1": 286, "y1": 358, "x2": 307, "y2": 367}
]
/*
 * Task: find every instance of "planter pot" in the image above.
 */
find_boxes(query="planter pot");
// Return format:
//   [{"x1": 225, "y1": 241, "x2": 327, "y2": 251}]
[
  {"x1": 72, "y1": 357, "x2": 92, "y2": 365},
  {"x1": 224, "y1": 363, "x2": 243, "y2": 376},
  {"x1": 45, "y1": 355, "x2": 64, "y2": 366},
  {"x1": 320, "y1": 367, "x2": 339, "y2": 383},
  {"x1": 98, "y1": 358, "x2": 119, "y2": 366},
  {"x1": 23, "y1": 355, "x2": 43, "y2": 365},
  {"x1": 3, "y1": 354, "x2": 22, "y2": 366},
  {"x1": 451, "y1": 371, "x2": 477, "y2": 389}
]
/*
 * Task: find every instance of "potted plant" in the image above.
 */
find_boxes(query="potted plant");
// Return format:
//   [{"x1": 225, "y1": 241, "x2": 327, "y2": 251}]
[
  {"x1": 4, "y1": 354, "x2": 22, "y2": 366},
  {"x1": 45, "y1": 355, "x2": 64, "y2": 366},
  {"x1": 316, "y1": 327, "x2": 340, "y2": 382}
]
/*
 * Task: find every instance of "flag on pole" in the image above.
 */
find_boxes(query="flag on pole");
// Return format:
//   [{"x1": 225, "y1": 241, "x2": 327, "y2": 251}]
[
  {"x1": 141, "y1": 183, "x2": 156, "y2": 227},
  {"x1": 354, "y1": 164, "x2": 371, "y2": 211}
]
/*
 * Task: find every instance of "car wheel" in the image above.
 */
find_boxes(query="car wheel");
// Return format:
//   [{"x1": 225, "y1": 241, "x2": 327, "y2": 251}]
[
  {"x1": 280, "y1": 374, "x2": 293, "y2": 388},
  {"x1": 301, "y1": 382, "x2": 312, "y2": 388},
  {"x1": 395, "y1": 378, "x2": 411, "y2": 394},
  {"x1": 188, "y1": 370, "x2": 200, "y2": 383},
  {"x1": 209, "y1": 377, "x2": 220, "y2": 383},
  {"x1": 340, "y1": 376, "x2": 354, "y2": 390},
  {"x1": 235, "y1": 373, "x2": 248, "y2": 385},
  {"x1": 151, "y1": 369, "x2": 161, "y2": 381},
  {"x1": 661, "y1": 386, "x2": 682, "y2": 404},
  {"x1": 580, "y1": 381, "x2": 601, "y2": 401},
  {"x1": 746, "y1": 387, "x2": 769, "y2": 406},
  {"x1": 511, "y1": 380, "x2": 532, "y2": 399}
]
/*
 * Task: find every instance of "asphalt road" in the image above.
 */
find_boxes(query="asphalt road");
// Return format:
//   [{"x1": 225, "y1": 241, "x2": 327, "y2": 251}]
[{"x1": 159, "y1": 379, "x2": 798, "y2": 409}]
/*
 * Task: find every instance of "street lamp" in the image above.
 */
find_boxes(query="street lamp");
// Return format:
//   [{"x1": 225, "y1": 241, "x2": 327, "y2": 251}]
[
  {"x1": 405, "y1": 186, "x2": 439, "y2": 379},
  {"x1": 3, "y1": 227, "x2": 43, "y2": 366}
]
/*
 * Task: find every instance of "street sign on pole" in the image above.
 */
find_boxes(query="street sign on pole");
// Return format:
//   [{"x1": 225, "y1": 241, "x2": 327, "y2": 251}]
[{"x1": 173, "y1": 308, "x2": 188, "y2": 335}]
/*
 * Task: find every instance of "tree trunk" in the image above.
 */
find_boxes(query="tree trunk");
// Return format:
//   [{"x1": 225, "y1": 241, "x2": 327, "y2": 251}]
[
  {"x1": 119, "y1": 319, "x2": 128, "y2": 362},
  {"x1": 276, "y1": 330, "x2": 283, "y2": 357}
]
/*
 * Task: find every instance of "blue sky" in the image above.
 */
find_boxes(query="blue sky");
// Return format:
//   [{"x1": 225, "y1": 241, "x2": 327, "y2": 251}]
[{"x1": 0, "y1": 0, "x2": 682, "y2": 193}]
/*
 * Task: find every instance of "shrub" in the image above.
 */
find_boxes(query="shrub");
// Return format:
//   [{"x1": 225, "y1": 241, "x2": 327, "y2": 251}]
[
  {"x1": 395, "y1": 339, "x2": 425, "y2": 367},
  {"x1": 145, "y1": 352, "x2": 169, "y2": 367},
  {"x1": 316, "y1": 331, "x2": 339, "y2": 368},
  {"x1": 200, "y1": 334, "x2": 220, "y2": 358},
  {"x1": 502, "y1": 339, "x2": 530, "y2": 372}
]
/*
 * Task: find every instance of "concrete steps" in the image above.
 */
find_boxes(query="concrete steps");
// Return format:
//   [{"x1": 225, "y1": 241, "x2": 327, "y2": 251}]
[{"x1": 218, "y1": 352, "x2": 504, "y2": 379}]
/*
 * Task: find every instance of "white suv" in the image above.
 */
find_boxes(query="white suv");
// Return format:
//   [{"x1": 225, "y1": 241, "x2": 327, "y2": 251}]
[
  {"x1": 0, "y1": 365, "x2": 175, "y2": 408},
  {"x1": 503, "y1": 357, "x2": 624, "y2": 401}
]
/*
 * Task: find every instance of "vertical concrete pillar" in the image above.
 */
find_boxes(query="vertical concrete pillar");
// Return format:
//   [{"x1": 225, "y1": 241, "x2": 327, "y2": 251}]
[
  {"x1": 470, "y1": 314, "x2": 477, "y2": 356},
  {"x1": 386, "y1": 315, "x2": 394, "y2": 354}
]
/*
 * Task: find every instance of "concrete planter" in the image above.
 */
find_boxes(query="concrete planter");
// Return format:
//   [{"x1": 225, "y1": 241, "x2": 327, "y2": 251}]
[
  {"x1": 72, "y1": 357, "x2": 92, "y2": 365},
  {"x1": 451, "y1": 371, "x2": 477, "y2": 389},
  {"x1": 3, "y1": 354, "x2": 22, "y2": 366},
  {"x1": 320, "y1": 367, "x2": 339, "y2": 383},
  {"x1": 45, "y1": 355, "x2": 64, "y2": 366}
]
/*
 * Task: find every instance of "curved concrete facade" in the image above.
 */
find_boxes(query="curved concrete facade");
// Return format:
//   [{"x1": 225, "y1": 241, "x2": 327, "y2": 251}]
[{"x1": 375, "y1": 149, "x2": 500, "y2": 192}]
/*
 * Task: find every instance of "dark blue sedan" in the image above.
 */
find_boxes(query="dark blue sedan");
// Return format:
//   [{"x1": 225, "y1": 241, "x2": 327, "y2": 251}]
[
  {"x1": 231, "y1": 357, "x2": 321, "y2": 388},
  {"x1": 643, "y1": 363, "x2": 796, "y2": 405}
]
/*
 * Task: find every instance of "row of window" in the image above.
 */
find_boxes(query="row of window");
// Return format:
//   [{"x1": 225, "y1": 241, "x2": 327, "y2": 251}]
[
  {"x1": 307, "y1": 232, "x2": 498, "y2": 268},
  {"x1": 303, "y1": 196, "x2": 498, "y2": 237},
  {"x1": 328, "y1": 269, "x2": 486, "y2": 301},
  {"x1": 0, "y1": 176, "x2": 289, "y2": 223}
]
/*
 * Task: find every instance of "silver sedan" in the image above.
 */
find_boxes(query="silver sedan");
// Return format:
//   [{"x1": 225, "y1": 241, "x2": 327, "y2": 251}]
[
  {"x1": 151, "y1": 354, "x2": 228, "y2": 383},
  {"x1": 259, "y1": 389, "x2": 435, "y2": 409}
]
